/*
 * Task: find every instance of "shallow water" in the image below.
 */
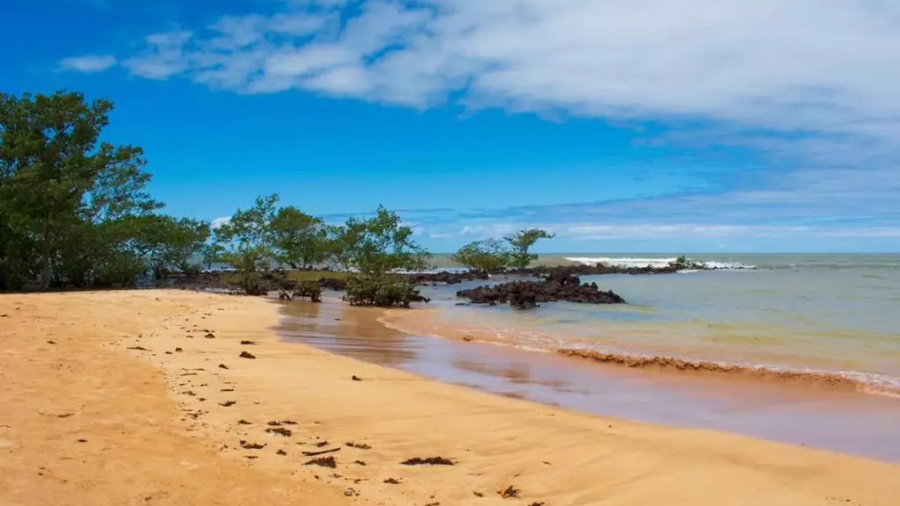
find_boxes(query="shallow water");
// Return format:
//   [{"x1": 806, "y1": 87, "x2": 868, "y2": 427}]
[
  {"x1": 276, "y1": 299, "x2": 900, "y2": 462},
  {"x1": 416, "y1": 254, "x2": 900, "y2": 397}
]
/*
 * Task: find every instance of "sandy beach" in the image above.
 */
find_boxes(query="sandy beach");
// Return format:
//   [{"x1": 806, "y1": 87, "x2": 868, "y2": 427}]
[{"x1": 2, "y1": 290, "x2": 899, "y2": 506}]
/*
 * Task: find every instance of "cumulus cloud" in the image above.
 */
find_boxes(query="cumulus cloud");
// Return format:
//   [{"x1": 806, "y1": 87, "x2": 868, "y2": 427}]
[
  {"x1": 63, "y1": 0, "x2": 900, "y2": 246},
  {"x1": 87, "y1": 1, "x2": 900, "y2": 136},
  {"x1": 58, "y1": 54, "x2": 117, "y2": 72},
  {"x1": 211, "y1": 216, "x2": 231, "y2": 229}
]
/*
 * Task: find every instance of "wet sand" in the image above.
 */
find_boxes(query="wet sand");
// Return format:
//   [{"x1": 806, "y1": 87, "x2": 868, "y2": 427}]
[
  {"x1": 3, "y1": 290, "x2": 900, "y2": 506},
  {"x1": 283, "y1": 299, "x2": 900, "y2": 462}
]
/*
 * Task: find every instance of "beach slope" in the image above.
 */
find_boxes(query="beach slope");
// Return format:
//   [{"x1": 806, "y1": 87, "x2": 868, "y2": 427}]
[{"x1": 1, "y1": 290, "x2": 898, "y2": 506}]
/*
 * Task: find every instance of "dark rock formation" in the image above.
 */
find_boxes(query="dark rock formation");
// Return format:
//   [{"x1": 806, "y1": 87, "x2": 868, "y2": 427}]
[
  {"x1": 457, "y1": 272, "x2": 625, "y2": 309},
  {"x1": 407, "y1": 270, "x2": 490, "y2": 285}
]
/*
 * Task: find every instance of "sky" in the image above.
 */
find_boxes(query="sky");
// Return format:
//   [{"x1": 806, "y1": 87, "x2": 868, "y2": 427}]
[{"x1": 3, "y1": 0, "x2": 900, "y2": 253}]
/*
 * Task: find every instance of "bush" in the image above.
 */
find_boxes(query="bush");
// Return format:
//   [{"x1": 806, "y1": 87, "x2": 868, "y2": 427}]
[
  {"x1": 451, "y1": 239, "x2": 509, "y2": 273},
  {"x1": 293, "y1": 280, "x2": 322, "y2": 302},
  {"x1": 344, "y1": 276, "x2": 428, "y2": 308},
  {"x1": 668, "y1": 255, "x2": 705, "y2": 270}
]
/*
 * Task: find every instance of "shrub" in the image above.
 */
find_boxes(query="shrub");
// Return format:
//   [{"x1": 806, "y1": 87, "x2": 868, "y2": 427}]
[
  {"x1": 344, "y1": 276, "x2": 428, "y2": 308},
  {"x1": 668, "y1": 255, "x2": 705, "y2": 270},
  {"x1": 293, "y1": 280, "x2": 322, "y2": 302},
  {"x1": 451, "y1": 239, "x2": 509, "y2": 273}
]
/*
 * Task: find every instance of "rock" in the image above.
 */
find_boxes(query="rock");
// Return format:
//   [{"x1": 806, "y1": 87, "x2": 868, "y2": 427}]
[
  {"x1": 407, "y1": 270, "x2": 489, "y2": 285},
  {"x1": 457, "y1": 273, "x2": 625, "y2": 308}
]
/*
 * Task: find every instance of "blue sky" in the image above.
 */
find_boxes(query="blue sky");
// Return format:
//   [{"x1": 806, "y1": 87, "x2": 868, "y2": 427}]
[{"x1": 4, "y1": 0, "x2": 900, "y2": 253}]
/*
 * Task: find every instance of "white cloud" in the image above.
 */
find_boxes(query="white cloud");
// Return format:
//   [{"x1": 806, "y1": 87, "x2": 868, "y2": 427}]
[
  {"x1": 62, "y1": 0, "x2": 900, "y2": 246},
  {"x1": 91, "y1": 1, "x2": 900, "y2": 142},
  {"x1": 58, "y1": 54, "x2": 117, "y2": 73},
  {"x1": 123, "y1": 31, "x2": 194, "y2": 79},
  {"x1": 211, "y1": 216, "x2": 231, "y2": 229}
]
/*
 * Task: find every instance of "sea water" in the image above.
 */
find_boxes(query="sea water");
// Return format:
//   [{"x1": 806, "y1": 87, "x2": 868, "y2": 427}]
[{"x1": 417, "y1": 254, "x2": 900, "y2": 397}]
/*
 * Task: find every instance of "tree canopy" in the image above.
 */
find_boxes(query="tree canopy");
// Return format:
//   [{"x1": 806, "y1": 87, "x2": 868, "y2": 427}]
[
  {"x1": 1, "y1": 89, "x2": 433, "y2": 308},
  {"x1": 451, "y1": 228, "x2": 554, "y2": 272},
  {"x1": 0, "y1": 90, "x2": 209, "y2": 290},
  {"x1": 504, "y1": 228, "x2": 555, "y2": 270},
  {"x1": 451, "y1": 239, "x2": 510, "y2": 273},
  {"x1": 332, "y1": 206, "x2": 431, "y2": 277}
]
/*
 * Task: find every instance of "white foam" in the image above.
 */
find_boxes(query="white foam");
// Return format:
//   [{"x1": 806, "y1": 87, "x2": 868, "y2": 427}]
[
  {"x1": 566, "y1": 257, "x2": 677, "y2": 268},
  {"x1": 565, "y1": 257, "x2": 756, "y2": 271}
]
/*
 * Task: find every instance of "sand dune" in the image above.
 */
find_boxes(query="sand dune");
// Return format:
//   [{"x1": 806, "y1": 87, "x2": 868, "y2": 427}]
[{"x1": 1, "y1": 290, "x2": 898, "y2": 506}]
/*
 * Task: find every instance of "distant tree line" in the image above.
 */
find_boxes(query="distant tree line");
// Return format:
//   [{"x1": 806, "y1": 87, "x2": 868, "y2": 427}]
[
  {"x1": 0, "y1": 90, "x2": 435, "y2": 306},
  {"x1": 1, "y1": 90, "x2": 557, "y2": 305}
]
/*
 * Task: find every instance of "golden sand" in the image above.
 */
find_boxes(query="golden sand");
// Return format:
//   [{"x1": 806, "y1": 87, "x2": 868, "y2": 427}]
[{"x1": 1, "y1": 290, "x2": 898, "y2": 506}]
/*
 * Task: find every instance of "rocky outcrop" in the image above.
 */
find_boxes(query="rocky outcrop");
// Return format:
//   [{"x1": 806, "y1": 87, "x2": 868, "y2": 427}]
[
  {"x1": 407, "y1": 270, "x2": 490, "y2": 285},
  {"x1": 456, "y1": 272, "x2": 625, "y2": 309}
]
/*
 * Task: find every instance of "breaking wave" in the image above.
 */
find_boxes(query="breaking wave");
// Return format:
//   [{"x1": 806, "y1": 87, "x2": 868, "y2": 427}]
[
  {"x1": 557, "y1": 348, "x2": 900, "y2": 397},
  {"x1": 565, "y1": 256, "x2": 756, "y2": 271}
]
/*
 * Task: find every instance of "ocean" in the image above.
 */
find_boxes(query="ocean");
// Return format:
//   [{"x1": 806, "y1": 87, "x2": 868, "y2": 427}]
[{"x1": 412, "y1": 253, "x2": 900, "y2": 398}]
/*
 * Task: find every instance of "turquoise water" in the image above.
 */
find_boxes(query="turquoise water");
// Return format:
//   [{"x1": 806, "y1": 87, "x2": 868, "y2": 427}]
[{"x1": 412, "y1": 254, "x2": 900, "y2": 396}]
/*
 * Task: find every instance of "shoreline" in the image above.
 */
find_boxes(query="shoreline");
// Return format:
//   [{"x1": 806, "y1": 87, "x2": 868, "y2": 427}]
[
  {"x1": 290, "y1": 300, "x2": 900, "y2": 462},
  {"x1": 3, "y1": 290, "x2": 900, "y2": 506},
  {"x1": 380, "y1": 306, "x2": 900, "y2": 398}
]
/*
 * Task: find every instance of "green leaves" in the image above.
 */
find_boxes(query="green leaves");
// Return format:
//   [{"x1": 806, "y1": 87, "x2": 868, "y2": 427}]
[
  {"x1": 0, "y1": 90, "x2": 209, "y2": 290},
  {"x1": 503, "y1": 228, "x2": 555, "y2": 270},
  {"x1": 334, "y1": 205, "x2": 431, "y2": 278},
  {"x1": 452, "y1": 228, "x2": 554, "y2": 272},
  {"x1": 270, "y1": 206, "x2": 327, "y2": 269},
  {"x1": 451, "y1": 238, "x2": 510, "y2": 273}
]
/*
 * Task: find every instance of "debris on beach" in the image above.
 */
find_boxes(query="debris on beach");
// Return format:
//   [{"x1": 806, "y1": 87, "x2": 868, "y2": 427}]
[
  {"x1": 175, "y1": 348, "x2": 183, "y2": 352},
  {"x1": 276, "y1": 449, "x2": 287, "y2": 456},
  {"x1": 240, "y1": 340, "x2": 256, "y2": 345},
  {"x1": 383, "y1": 478, "x2": 402, "y2": 485},
  {"x1": 498, "y1": 485, "x2": 520, "y2": 499},
  {"x1": 219, "y1": 400, "x2": 236, "y2": 407},
  {"x1": 240, "y1": 440, "x2": 265, "y2": 450},
  {"x1": 346, "y1": 441, "x2": 371, "y2": 450},
  {"x1": 220, "y1": 387, "x2": 234, "y2": 392},
  {"x1": 302, "y1": 447, "x2": 340, "y2": 457},
  {"x1": 304, "y1": 456, "x2": 337, "y2": 468},
  {"x1": 237, "y1": 419, "x2": 252, "y2": 425},
  {"x1": 127, "y1": 346, "x2": 149, "y2": 351},
  {"x1": 204, "y1": 332, "x2": 216, "y2": 339},
  {"x1": 218, "y1": 364, "x2": 229, "y2": 369},
  {"x1": 401, "y1": 457, "x2": 454, "y2": 466},
  {"x1": 354, "y1": 460, "x2": 366, "y2": 466},
  {"x1": 266, "y1": 427, "x2": 292, "y2": 437},
  {"x1": 239, "y1": 351, "x2": 256, "y2": 359},
  {"x1": 351, "y1": 375, "x2": 362, "y2": 381}
]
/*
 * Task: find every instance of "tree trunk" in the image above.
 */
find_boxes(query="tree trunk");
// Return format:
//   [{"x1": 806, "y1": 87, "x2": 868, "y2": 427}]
[{"x1": 40, "y1": 223, "x2": 51, "y2": 290}]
